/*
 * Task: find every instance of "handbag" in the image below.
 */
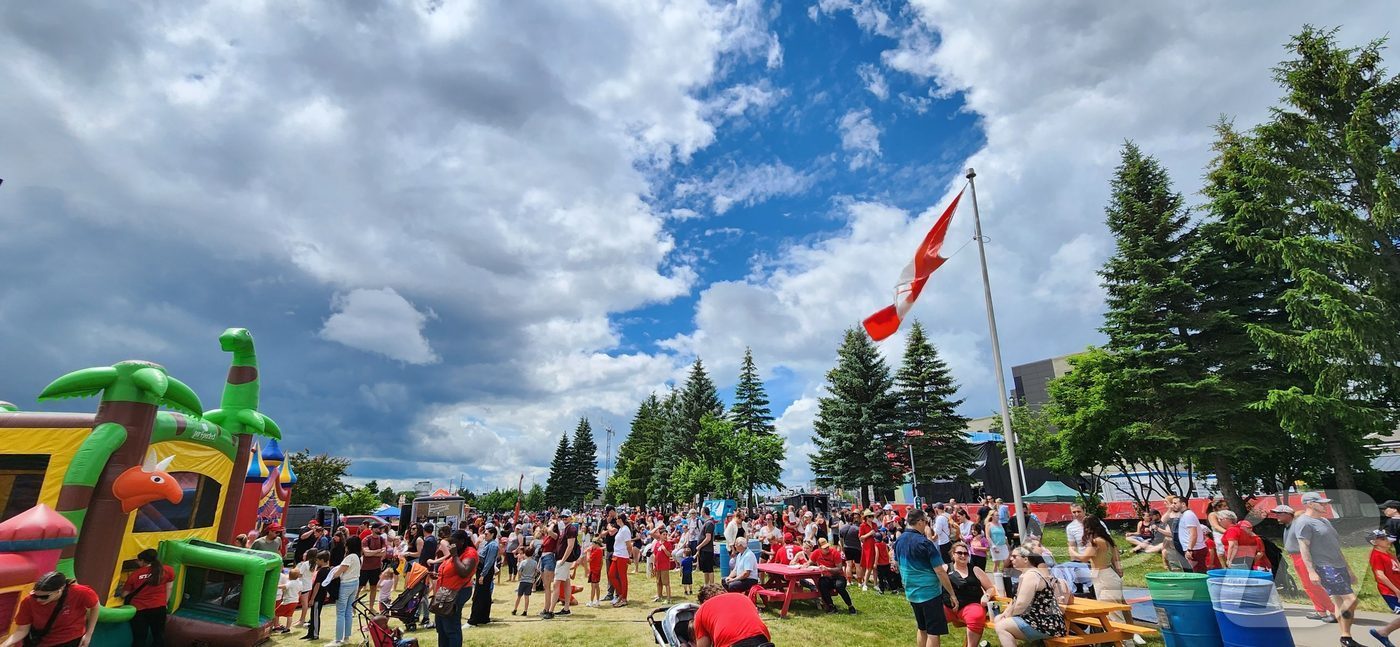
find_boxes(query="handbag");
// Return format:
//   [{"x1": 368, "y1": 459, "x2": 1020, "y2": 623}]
[
  {"x1": 427, "y1": 586, "x2": 457, "y2": 615},
  {"x1": 122, "y1": 578, "x2": 152, "y2": 606},
  {"x1": 24, "y1": 585, "x2": 70, "y2": 647}
]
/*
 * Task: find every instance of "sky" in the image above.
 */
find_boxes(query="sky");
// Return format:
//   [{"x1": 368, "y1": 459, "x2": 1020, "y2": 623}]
[{"x1": 1, "y1": 1, "x2": 1396, "y2": 495}]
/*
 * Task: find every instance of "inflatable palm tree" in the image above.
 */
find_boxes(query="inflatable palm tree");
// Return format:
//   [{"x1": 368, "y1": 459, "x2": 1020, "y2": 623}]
[
  {"x1": 39, "y1": 360, "x2": 203, "y2": 602},
  {"x1": 203, "y1": 328, "x2": 282, "y2": 542}
]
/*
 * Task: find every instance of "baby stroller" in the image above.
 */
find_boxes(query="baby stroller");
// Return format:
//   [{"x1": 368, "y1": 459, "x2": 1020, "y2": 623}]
[
  {"x1": 368, "y1": 614, "x2": 420, "y2": 647},
  {"x1": 387, "y1": 562, "x2": 430, "y2": 631},
  {"x1": 647, "y1": 603, "x2": 699, "y2": 647}
]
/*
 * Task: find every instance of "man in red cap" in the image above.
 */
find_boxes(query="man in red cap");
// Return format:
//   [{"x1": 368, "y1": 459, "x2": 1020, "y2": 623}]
[{"x1": 251, "y1": 524, "x2": 286, "y2": 557}]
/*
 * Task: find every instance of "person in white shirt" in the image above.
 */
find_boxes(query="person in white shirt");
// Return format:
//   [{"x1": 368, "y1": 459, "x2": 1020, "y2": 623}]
[
  {"x1": 1066, "y1": 504, "x2": 1087, "y2": 562},
  {"x1": 1170, "y1": 495, "x2": 1208, "y2": 573},
  {"x1": 609, "y1": 518, "x2": 634, "y2": 607},
  {"x1": 932, "y1": 506, "x2": 953, "y2": 563},
  {"x1": 325, "y1": 536, "x2": 363, "y2": 645},
  {"x1": 723, "y1": 540, "x2": 760, "y2": 595}
]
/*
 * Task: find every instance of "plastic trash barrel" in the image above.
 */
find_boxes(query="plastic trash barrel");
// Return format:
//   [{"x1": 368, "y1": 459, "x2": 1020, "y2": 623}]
[
  {"x1": 1207, "y1": 570, "x2": 1277, "y2": 610},
  {"x1": 1148, "y1": 573, "x2": 1223, "y2": 647},
  {"x1": 718, "y1": 542, "x2": 729, "y2": 578},
  {"x1": 1208, "y1": 570, "x2": 1294, "y2": 647}
]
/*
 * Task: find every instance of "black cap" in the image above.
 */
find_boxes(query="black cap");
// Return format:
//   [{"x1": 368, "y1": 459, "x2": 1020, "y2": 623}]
[
  {"x1": 34, "y1": 572, "x2": 67, "y2": 592},
  {"x1": 1382, "y1": 500, "x2": 1400, "y2": 511}
]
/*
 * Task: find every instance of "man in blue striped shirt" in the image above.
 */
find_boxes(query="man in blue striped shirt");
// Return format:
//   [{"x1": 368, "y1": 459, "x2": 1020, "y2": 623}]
[{"x1": 894, "y1": 509, "x2": 957, "y2": 647}]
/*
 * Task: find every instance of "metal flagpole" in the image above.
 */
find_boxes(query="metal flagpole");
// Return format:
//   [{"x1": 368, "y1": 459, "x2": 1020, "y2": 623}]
[{"x1": 966, "y1": 167, "x2": 1029, "y2": 541}]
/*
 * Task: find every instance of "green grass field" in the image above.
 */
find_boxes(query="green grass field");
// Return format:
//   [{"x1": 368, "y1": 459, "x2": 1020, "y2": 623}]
[{"x1": 271, "y1": 523, "x2": 1398, "y2": 646}]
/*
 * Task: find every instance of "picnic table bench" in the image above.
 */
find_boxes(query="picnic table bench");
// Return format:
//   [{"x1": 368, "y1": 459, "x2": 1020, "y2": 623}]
[
  {"x1": 749, "y1": 562, "x2": 824, "y2": 618},
  {"x1": 995, "y1": 596, "x2": 1159, "y2": 646}
]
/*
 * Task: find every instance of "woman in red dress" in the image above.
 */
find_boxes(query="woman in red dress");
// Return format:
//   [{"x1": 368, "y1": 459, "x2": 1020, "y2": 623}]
[{"x1": 858, "y1": 509, "x2": 878, "y2": 590}]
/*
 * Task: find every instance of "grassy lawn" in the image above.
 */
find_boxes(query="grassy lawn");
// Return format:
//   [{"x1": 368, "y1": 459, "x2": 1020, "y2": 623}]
[{"x1": 269, "y1": 533, "x2": 1184, "y2": 646}]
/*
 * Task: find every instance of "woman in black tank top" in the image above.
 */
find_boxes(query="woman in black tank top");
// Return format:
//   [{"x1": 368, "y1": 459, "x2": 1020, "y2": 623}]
[{"x1": 944, "y1": 541, "x2": 996, "y2": 646}]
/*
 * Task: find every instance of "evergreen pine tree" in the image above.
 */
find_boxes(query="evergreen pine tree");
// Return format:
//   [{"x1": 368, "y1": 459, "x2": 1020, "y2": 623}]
[
  {"x1": 648, "y1": 391, "x2": 683, "y2": 505},
  {"x1": 678, "y1": 358, "x2": 724, "y2": 446},
  {"x1": 729, "y1": 348, "x2": 782, "y2": 505},
  {"x1": 1234, "y1": 28, "x2": 1400, "y2": 513},
  {"x1": 612, "y1": 394, "x2": 663, "y2": 505},
  {"x1": 571, "y1": 417, "x2": 599, "y2": 505},
  {"x1": 1193, "y1": 121, "x2": 1316, "y2": 513},
  {"x1": 1095, "y1": 142, "x2": 1205, "y2": 490},
  {"x1": 810, "y1": 328, "x2": 900, "y2": 506},
  {"x1": 545, "y1": 434, "x2": 571, "y2": 509},
  {"x1": 894, "y1": 321, "x2": 974, "y2": 489}
]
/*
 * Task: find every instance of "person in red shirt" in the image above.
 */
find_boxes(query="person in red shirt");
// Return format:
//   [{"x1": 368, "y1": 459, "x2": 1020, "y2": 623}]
[
  {"x1": 433, "y1": 531, "x2": 478, "y2": 647},
  {"x1": 858, "y1": 510, "x2": 878, "y2": 590},
  {"x1": 117, "y1": 549, "x2": 174, "y2": 647},
  {"x1": 652, "y1": 529, "x2": 675, "y2": 602},
  {"x1": 2, "y1": 571, "x2": 100, "y2": 647},
  {"x1": 693, "y1": 584, "x2": 772, "y2": 647},
  {"x1": 1221, "y1": 520, "x2": 1269, "y2": 571},
  {"x1": 873, "y1": 535, "x2": 898, "y2": 593},
  {"x1": 812, "y1": 538, "x2": 856, "y2": 614},
  {"x1": 585, "y1": 537, "x2": 606, "y2": 607}
]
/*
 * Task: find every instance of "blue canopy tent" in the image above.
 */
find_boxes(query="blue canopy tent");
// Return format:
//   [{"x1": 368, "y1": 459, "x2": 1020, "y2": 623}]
[{"x1": 373, "y1": 505, "x2": 400, "y2": 519}]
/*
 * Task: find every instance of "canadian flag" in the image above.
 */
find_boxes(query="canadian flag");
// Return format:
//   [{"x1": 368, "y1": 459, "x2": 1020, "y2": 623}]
[{"x1": 862, "y1": 189, "x2": 965, "y2": 341}]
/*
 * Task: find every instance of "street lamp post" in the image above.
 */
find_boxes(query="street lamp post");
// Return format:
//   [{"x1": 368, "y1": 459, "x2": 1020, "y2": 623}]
[{"x1": 905, "y1": 429, "x2": 923, "y2": 507}]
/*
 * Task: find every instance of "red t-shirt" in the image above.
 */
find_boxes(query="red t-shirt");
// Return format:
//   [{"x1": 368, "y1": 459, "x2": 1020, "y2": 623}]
[
  {"x1": 541, "y1": 534, "x2": 558, "y2": 556},
  {"x1": 363, "y1": 533, "x2": 385, "y2": 570},
  {"x1": 874, "y1": 541, "x2": 891, "y2": 566},
  {"x1": 16, "y1": 584, "x2": 99, "y2": 646},
  {"x1": 124, "y1": 565, "x2": 175, "y2": 611},
  {"x1": 772, "y1": 543, "x2": 799, "y2": 564},
  {"x1": 1220, "y1": 527, "x2": 1266, "y2": 567},
  {"x1": 437, "y1": 547, "x2": 479, "y2": 591},
  {"x1": 358, "y1": 528, "x2": 373, "y2": 541},
  {"x1": 1371, "y1": 549, "x2": 1400, "y2": 597},
  {"x1": 654, "y1": 540, "x2": 675, "y2": 571},
  {"x1": 811, "y1": 547, "x2": 841, "y2": 569},
  {"x1": 587, "y1": 546, "x2": 605, "y2": 575},
  {"x1": 693, "y1": 592, "x2": 770, "y2": 647}
]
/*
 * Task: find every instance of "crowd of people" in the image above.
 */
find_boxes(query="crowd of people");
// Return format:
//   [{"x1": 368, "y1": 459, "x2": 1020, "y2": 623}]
[{"x1": 11, "y1": 490, "x2": 1395, "y2": 647}]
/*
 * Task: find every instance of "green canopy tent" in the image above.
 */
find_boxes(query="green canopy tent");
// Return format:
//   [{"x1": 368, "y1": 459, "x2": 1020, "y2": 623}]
[{"x1": 1022, "y1": 480, "x2": 1080, "y2": 503}]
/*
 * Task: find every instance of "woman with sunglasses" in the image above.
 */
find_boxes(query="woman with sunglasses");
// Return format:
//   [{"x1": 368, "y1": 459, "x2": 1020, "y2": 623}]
[
  {"x1": 942, "y1": 542, "x2": 995, "y2": 647},
  {"x1": 990, "y1": 547, "x2": 1070, "y2": 645},
  {"x1": 2, "y1": 571, "x2": 99, "y2": 647}
]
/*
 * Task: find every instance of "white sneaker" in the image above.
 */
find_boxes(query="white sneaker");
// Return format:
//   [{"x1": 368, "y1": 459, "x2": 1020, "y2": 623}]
[
  {"x1": 652, "y1": 596, "x2": 662, "y2": 602},
  {"x1": 861, "y1": 584, "x2": 868, "y2": 591}
]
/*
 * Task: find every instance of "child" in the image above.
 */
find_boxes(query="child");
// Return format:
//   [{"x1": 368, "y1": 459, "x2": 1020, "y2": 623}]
[
  {"x1": 873, "y1": 537, "x2": 896, "y2": 593},
  {"x1": 1370, "y1": 530, "x2": 1400, "y2": 613},
  {"x1": 652, "y1": 529, "x2": 674, "y2": 602},
  {"x1": 377, "y1": 566, "x2": 398, "y2": 613},
  {"x1": 790, "y1": 540, "x2": 813, "y2": 566},
  {"x1": 586, "y1": 537, "x2": 606, "y2": 607},
  {"x1": 274, "y1": 568, "x2": 303, "y2": 632},
  {"x1": 514, "y1": 546, "x2": 539, "y2": 617},
  {"x1": 301, "y1": 551, "x2": 334, "y2": 641},
  {"x1": 368, "y1": 614, "x2": 419, "y2": 647},
  {"x1": 680, "y1": 547, "x2": 695, "y2": 596},
  {"x1": 294, "y1": 550, "x2": 314, "y2": 628}
]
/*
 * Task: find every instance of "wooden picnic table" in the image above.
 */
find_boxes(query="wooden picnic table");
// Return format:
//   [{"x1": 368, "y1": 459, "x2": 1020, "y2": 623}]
[
  {"x1": 994, "y1": 595, "x2": 1158, "y2": 646},
  {"x1": 749, "y1": 562, "x2": 825, "y2": 618}
]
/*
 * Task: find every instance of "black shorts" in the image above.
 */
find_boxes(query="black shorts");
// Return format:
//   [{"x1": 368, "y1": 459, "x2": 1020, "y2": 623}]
[
  {"x1": 360, "y1": 568, "x2": 379, "y2": 589},
  {"x1": 698, "y1": 548, "x2": 715, "y2": 573},
  {"x1": 516, "y1": 580, "x2": 534, "y2": 596},
  {"x1": 843, "y1": 547, "x2": 861, "y2": 562},
  {"x1": 910, "y1": 598, "x2": 949, "y2": 635}
]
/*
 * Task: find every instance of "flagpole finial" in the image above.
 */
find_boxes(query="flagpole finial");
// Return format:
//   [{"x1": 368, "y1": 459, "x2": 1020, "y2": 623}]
[{"x1": 965, "y1": 167, "x2": 976, "y2": 179}]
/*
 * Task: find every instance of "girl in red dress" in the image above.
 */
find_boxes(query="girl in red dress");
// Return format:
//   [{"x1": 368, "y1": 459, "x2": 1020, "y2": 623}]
[{"x1": 858, "y1": 510, "x2": 878, "y2": 590}]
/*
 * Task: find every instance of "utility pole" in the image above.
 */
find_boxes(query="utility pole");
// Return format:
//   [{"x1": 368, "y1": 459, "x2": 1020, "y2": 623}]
[{"x1": 604, "y1": 426, "x2": 615, "y2": 491}]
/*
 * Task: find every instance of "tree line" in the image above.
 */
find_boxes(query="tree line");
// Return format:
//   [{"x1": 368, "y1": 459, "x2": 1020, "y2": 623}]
[
  {"x1": 1014, "y1": 27, "x2": 1399, "y2": 517},
  {"x1": 604, "y1": 348, "x2": 785, "y2": 507}
]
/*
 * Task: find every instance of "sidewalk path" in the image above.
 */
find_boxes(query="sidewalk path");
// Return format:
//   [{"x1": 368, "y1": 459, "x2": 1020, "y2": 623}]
[{"x1": 1284, "y1": 604, "x2": 1397, "y2": 647}]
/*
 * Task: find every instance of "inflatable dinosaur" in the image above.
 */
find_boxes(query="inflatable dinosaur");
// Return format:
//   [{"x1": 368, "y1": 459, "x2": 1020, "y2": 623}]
[{"x1": 203, "y1": 328, "x2": 281, "y2": 542}]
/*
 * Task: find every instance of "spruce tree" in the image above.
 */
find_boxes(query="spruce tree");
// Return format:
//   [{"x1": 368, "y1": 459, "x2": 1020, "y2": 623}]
[
  {"x1": 678, "y1": 358, "x2": 724, "y2": 446},
  {"x1": 811, "y1": 328, "x2": 900, "y2": 506},
  {"x1": 613, "y1": 394, "x2": 663, "y2": 505},
  {"x1": 571, "y1": 417, "x2": 599, "y2": 504},
  {"x1": 545, "y1": 434, "x2": 572, "y2": 509},
  {"x1": 894, "y1": 321, "x2": 974, "y2": 487},
  {"x1": 648, "y1": 391, "x2": 683, "y2": 505},
  {"x1": 1095, "y1": 142, "x2": 1204, "y2": 489},
  {"x1": 729, "y1": 348, "x2": 782, "y2": 504},
  {"x1": 1234, "y1": 28, "x2": 1400, "y2": 513}
]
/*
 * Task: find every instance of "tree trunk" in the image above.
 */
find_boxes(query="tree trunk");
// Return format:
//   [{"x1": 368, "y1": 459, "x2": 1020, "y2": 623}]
[
  {"x1": 1327, "y1": 433, "x2": 1361, "y2": 517},
  {"x1": 1213, "y1": 454, "x2": 1247, "y2": 518},
  {"x1": 218, "y1": 433, "x2": 255, "y2": 543},
  {"x1": 74, "y1": 400, "x2": 158, "y2": 604}
]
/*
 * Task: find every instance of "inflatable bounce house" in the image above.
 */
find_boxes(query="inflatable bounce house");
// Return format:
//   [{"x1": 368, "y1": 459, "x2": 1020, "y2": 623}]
[
  {"x1": 230, "y1": 438, "x2": 296, "y2": 538},
  {"x1": 0, "y1": 328, "x2": 287, "y2": 646}
]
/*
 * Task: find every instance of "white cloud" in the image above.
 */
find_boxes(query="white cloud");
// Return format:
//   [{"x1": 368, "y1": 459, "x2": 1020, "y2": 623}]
[
  {"x1": 838, "y1": 108, "x2": 882, "y2": 169},
  {"x1": 320, "y1": 288, "x2": 440, "y2": 365},
  {"x1": 675, "y1": 160, "x2": 814, "y2": 214},
  {"x1": 674, "y1": 3, "x2": 1397, "y2": 487},
  {"x1": 704, "y1": 81, "x2": 788, "y2": 120},
  {"x1": 858, "y1": 63, "x2": 889, "y2": 100},
  {"x1": 809, "y1": 0, "x2": 898, "y2": 37}
]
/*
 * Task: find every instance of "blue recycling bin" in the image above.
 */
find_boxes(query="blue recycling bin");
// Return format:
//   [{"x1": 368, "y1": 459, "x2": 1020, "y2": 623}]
[{"x1": 1208, "y1": 570, "x2": 1294, "y2": 647}]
